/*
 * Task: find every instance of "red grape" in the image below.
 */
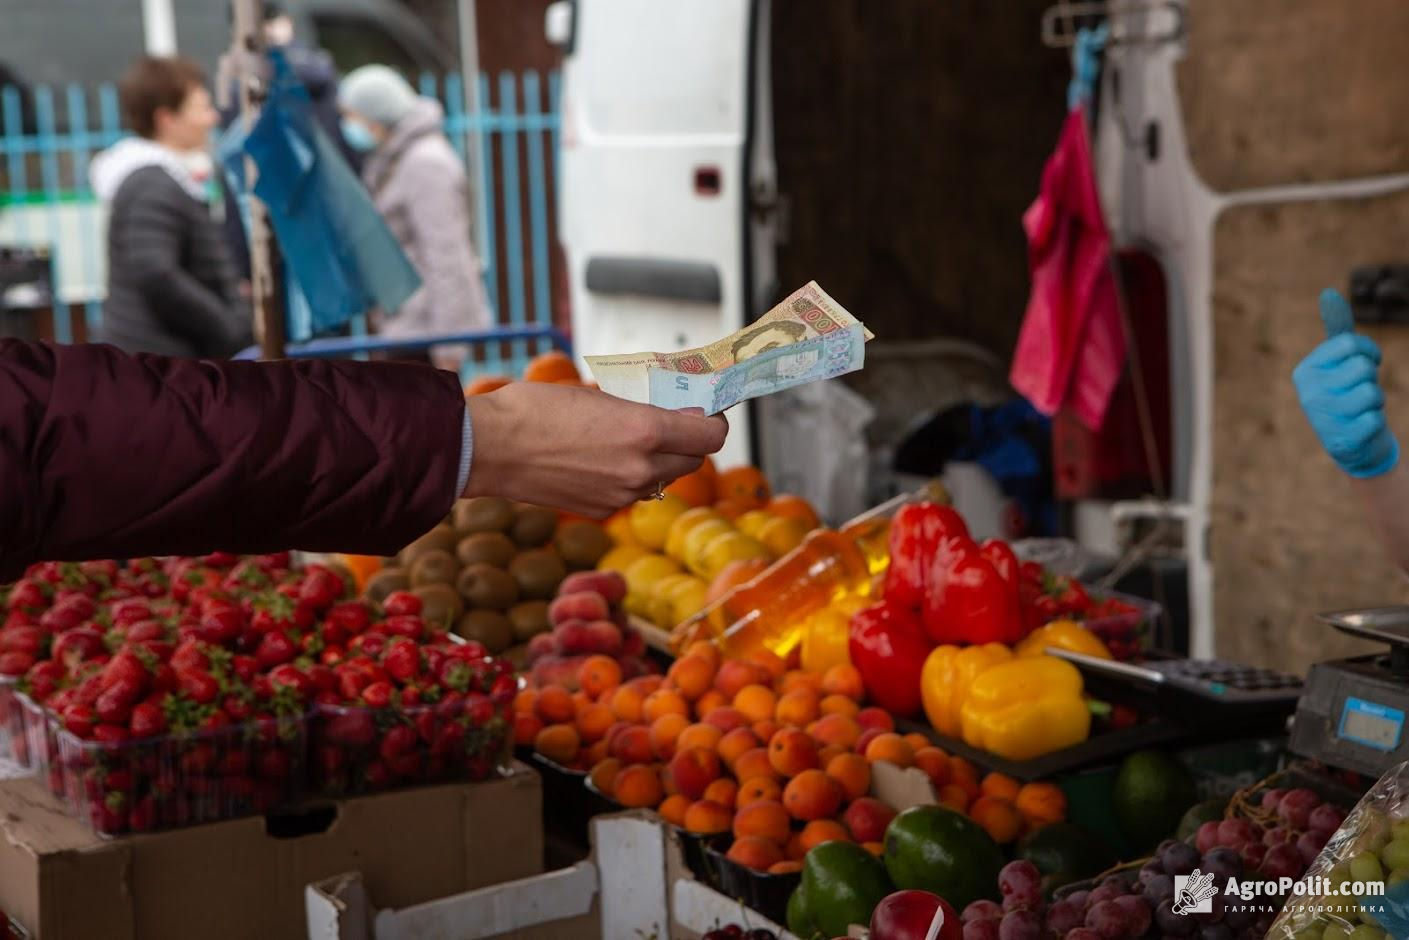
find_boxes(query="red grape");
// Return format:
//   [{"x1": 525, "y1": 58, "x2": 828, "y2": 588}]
[
  {"x1": 1142, "y1": 873, "x2": 1174, "y2": 906},
  {"x1": 1086, "y1": 885, "x2": 1122, "y2": 908},
  {"x1": 1155, "y1": 899, "x2": 1198, "y2": 936},
  {"x1": 1201, "y1": 846, "x2": 1242, "y2": 882},
  {"x1": 1065, "y1": 890, "x2": 1090, "y2": 911},
  {"x1": 1083, "y1": 900, "x2": 1129, "y2": 939},
  {"x1": 1260, "y1": 788, "x2": 1286, "y2": 811},
  {"x1": 1308, "y1": 803, "x2": 1347, "y2": 835},
  {"x1": 1045, "y1": 901, "x2": 1084, "y2": 935},
  {"x1": 1216, "y1": 818, "x2": 1259, "y2": 849},
  {"x1": 963, "y1": 900, "x2": 1003, "y2": 924},
  {"x1": 998, "y1": 861, "x2": 1043, "y2": 912},
  {"x1": 1239, "y1": 842, "x2": 1267, "y2": 871},
  {"x1": 998, "y1": 910, "x2": 1042, "y2": 940},
  {"x1": 1063, "y1": 931, "x2": 1101, "y2": 940},
  {"x1": 1276, "y1": 788, "x2": 1321, "y2": 829},
  {"x1": 1262, "y1": 825, "x2": 1293, "y2": 847},
  {"x1": 1162, "y1": 842, "x2": 1201, "y2": 876},
  {"x1": 1196, "y1": 821, "x2": 1221, "y2": 854},
  {"x1": 1296, "y1": 829, "x2": 1329, "y2": 865},
  {"x1": 1113, "y1": 895, "x2": 1152, "y2": 936},
  {"x1": 1259, "y1": 843, "x2": 1303, "y2": 880},
  {"x1": 962, "y1": 919, "x2": 1000, "y2": 940}
]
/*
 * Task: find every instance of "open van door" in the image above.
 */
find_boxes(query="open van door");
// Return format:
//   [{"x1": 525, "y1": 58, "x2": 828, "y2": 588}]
[{"x1": 549, "y1": 0, "x2": 778, "y2": 468}]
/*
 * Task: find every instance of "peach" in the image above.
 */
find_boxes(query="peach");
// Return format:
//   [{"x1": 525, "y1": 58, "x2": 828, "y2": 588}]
[
  {"x1": 608, "y1": 685, "x2": 646, "y2": 722},
  {"x1": 704, "y1": 777, "x2": 738, "y2": 809},
  {"x1": 774, "y1": 688, "x2": 821, "y2": 728},
  {"x1": 717, "y1": 727, "x2": 762, "y2": 770},
  {"x1": 649, "y1": 713, "x2": 690, "y2": 760},
  {"x1": 783, "y1": 769, "x2": 844, "y2": 821},
  {"x1": 558, "y1": 570, "x2": 627, "y2": 605},
  {"x1": 610, "y1": 725, "x2": 654, "y2": 765},
  {"x1": 588, "y1": 757, "x2": 622, "y2": 798},
  {"x1": 825, "y1": 752, "x2": 872, "y2": 802},
  {"x1": 727, "y1": 836, "x2": 785, "y2": 872},
  {"x1": 667, "y1": 655, "x2": 716, "y2": 701},
  {"x1": 703, "y1": 706, "x2": 751, "y2": 733},
  {"x1": 535, "y1": 686, "x2": 576, "y2": 724},
  {"x1": 534, "y1": 723, "x2": 580, "y2": 765},
  {"x1": 821, "y1": 663, "x2": 865, "y2": 701},
  {"x1": 819, "y1": 694, "x2": 859, "y2": 718},
  {"x1": 549, "y1": 591, "x2": 611, "y2": 627},
  {"x1": 733, "y1": 747, "x2": 777, "y2": 784},
  {"x1": 780, "y1": 669, "x2": 825, "y2": 696},
  {"x1": 683, "y1": 639, "x2": 722, "y2": 673},
  {"x1": 768, "y1": 728, "x2": 819, "y2": 778},
  {"x1": 694, "y1": 689, "x2": 728, "y2": 720},
  {"x1": 615, "y1": 764, "x2": 665, "y2": 808},
  {"x1": 733, "y1": 798, "x2": 792, "y2": 844},
  {"x1": 842, "y1": 797, "x2": 897, "y2": 843},
  {"x1": 577, "y1": 655, "x2": 623, "y2": 699},
  {"x1": 575, "y1": 702, "x2": 615, "y2": 744},
  {"x1": 732, "y1": 684, "x2": 778, "y2": 724},
  {"x1": 799, "y1": 818, "x2": 852, "y2": 852},
  {"x1": 752, "y1": 719, "x2": 779, "y2": 744},
  {"x1": 676, "y1": 722, "x2": 723, "y2": 755},
  {"x1": 854, "y1": 726, "x2": 887, "y2": 756},
  {"x1": 913, "y1": 747, "x2": 951, "y2": 789},
  {"x1": 643, "y1": 688, "x2": 690, "y2": 723},
  {"x1": 736, "y1": 776, "x2": 783, "y2": 807},
  {"x1": 863, "y1": 732, "x2": 915, "y2": 768},
  {"x1": 854, "y1": 707, "x2": 895, "y2": 733},
  {"x1": 714, "y1": 659, "x2": 768, "y2": 699},
  {"x1": 809, "y1": 713, "x2": 861, "y2": 750},
  {"x1": 682, "y1": 799, "x2": 733, "y2": 835},
  {"x1": 669, "y1": 746, "x2": 722, "y2": 800}
]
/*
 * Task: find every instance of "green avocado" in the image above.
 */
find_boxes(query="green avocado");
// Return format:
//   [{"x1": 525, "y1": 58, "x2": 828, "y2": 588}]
[
  {"x1": 1018, "y1": 821, "x2": 1118, "y2": 881},
  {"x1": 801, "y1": 841, "x2": 893, "y2": 937},
  {"x1": 1113, "y1": 750, "x2": 1198, "y2": 852},
  {"x1": 1176, "y1": 798, "x2": 1229, "y2": 842},
  {"x1": 883, "y1": 805, "x2": 1002, "y2": 911},
  {"x1": 786, "y1": 882, "x2": 822, "y2": 940}
]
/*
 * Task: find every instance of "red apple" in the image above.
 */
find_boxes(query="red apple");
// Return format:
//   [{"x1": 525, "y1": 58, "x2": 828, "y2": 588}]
[{"x1": 868, "y1": 889, "x2": 961, "y2": 940}]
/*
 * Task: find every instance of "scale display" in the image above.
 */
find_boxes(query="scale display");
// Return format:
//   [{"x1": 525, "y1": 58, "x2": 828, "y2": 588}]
[{"x1": 1337, "y1": 696, "x2": 1405, "y2": 752}]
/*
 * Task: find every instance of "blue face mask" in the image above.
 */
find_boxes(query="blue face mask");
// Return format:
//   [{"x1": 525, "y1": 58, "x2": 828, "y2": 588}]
[{"x1": 340, "y1": 117, "x2": 378, "y2": 153}]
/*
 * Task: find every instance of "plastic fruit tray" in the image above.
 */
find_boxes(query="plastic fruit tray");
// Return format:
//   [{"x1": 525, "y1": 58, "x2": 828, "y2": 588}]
[
  {"x1": 53, "y1": 711, "x2": 307, "y2": 836},
  {"x1": 310, "y1": 698, "x2": 511, "y2": 797}
]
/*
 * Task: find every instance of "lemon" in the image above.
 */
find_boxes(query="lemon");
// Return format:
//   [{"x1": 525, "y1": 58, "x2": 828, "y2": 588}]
[
  {"x1": 698, "y1": 531, "x2": 770, "y2": 580},
  {"x1": 597, "y1": 544, "x2": 650, "y2": 574},
  {"x1": 604, "y1": 510, "x2": 638, "y2": 548},
  {"x1": 682, "y1": 520, "x2": 736, "y2": 576},
  {"x1": 665, "y1": 507, "x2": 726, "y2": 561},
  {"x1": 757, "y1": 516, "x2": 809, "y2": 558},
  {"x1": 624, "y1": 553, "x2": 683, "y2": 600},
  {"x1": 628, "y1": 494, "x2": 690, "y2": 551},
  {"x1": 670, "y1": 578, "x2": 711, "y2": 626},
  {"x1": 647, "y1": 573, "x2": 698, "y2": 626},
  {"x1": 735, "y1": 510, "x2": 775, "y2": 540}
]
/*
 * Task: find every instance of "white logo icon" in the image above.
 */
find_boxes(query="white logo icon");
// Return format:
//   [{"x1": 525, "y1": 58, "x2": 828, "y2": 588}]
[{"x1": 1173, "y1": 870, "x2": 1217, "y2": 914}]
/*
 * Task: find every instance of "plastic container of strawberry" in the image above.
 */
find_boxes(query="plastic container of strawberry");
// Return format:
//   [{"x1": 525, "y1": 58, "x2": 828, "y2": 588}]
[
  {"x1": 311, "y1": 686, "x2": 512, "y2": 797},
  {"x1": 0, "y1": 678, "x2": 18, "y2": 766},
  {"x1": 53, "y1": 710, "x2": 307, "y2": 837},
  {"x1": 1073, "y1": 588, "x2": 1162, "y2": 660}
]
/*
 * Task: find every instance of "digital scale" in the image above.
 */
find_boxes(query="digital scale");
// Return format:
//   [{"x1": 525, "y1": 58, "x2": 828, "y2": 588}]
[
  {"x1": 1289, "y1": 607, "x2": 1409, "y2": 777},
  {"x1": 1046, "y1": 648, "x2": 1304, "y2": 713}
]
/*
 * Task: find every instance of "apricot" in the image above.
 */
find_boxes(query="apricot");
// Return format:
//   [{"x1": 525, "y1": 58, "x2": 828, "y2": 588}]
[
  {"x1": 648, "y1": 713, "x2": 690, "y2": 761},
  {"x1": 588, "y1": 757, "x2": 622, "y2": 798},
  {"x1": 694, "y1": 689, "x2": 728, "y2": 720},
  {"x1": 610, "y1": 725, "x2": 655, "y2": 765},
  {"x1": 702, "y1": 706, "x2": 751, "y2": 733},
  {"x1": 821, "y1": 663, "x2": 865, "y2": 701},
  {"x1": 726, "y1": 835, "x2": 785, "y2": 872},
  {"x1": 785, "y1": 831, "x2": 807, "y2": 861},
  {"x1": 809, "y1": 713, "x2": 861, "y2": 750},
  {"x1": 514, "y1": 688, "x2": 538, "y2": 715},
  {"x1": 733, "y1": 684, "x2": 778, "y2": 724},
  {"x1": 816, "y1": 744, "x2": 847, "y2": 769},
  {"x1": 615, "y1": 764, "x2": 664, "y2": 808},
  {"x1": 733, "y1": 747, "x2": 777, "y2": 784},
  {"x1": 768, "y1": 728, "x2": 819, "y2": 778},
  {"x1": 514, "y1": 712, "x2": 543, "y2": 747},
  {"x1": 938, "y1": 784, "x2": 971, "y2": 813},
  {"x1": 536, "y1": 686, "x2": 576, "y2": 724},
  {"x1": 752, "y1": 719, "x2": 779, "y2": 744},
  {"x1": 676, "y1": 722, "x2": 723, "y2": 755},
  {"x1": 683, "y1": 640, "x2": 721, "y2": 673},
  {"x1": 682, "y1": 799, "x2": 733, "y2": 835},
  {"x1": 774, "y1": 688, "x2": 821, "y2": 728},
  {"x1": 747, "y1": 649, "x2": 787, "y2": 682},
  {"x1": 842, "y1": 797, "x2": 896, "y2": 843},
  {"x1": 779, "y1": 669, "x2": 824, "y2": 696},
  {"x1": 717, "y1": 727, "x2": 761, "y2": 770},
  {"x1": 714, "y1": 659, "x2": 768, "y2": 699},
  {"x1": 667, "y1": 655, "x2": 715, "y2": 702},
  {"x1": 608, "y1": 685, "x2": 646, "y2": 723},
  {"x1": 825, "y1": 752, "x2": 872, "y2": 802},
  {"x1": 768, "y1": 860, "x2": 803, "y2": 875},
  {"x1": 534, "y1": 723, "x2": 580, "y2": 765},
  {"x1": 1015, "y1": 782, "x2": 1067, "y2": 827},
  {"x1": 980, "y1": 771, "x2": 1021, "y2": 802},
  {"x1": 704, "y1": 777, "x2": 738, "y2": 809},
  {"x1": 733, "y1": 798, "x2": 791, "y2": 844},
  {"x1": 855, "y1": 727, "x2": 887, "y2": 756},
  {"x1": 736, "y1": 775, "x2": 784, "y2": 808},
  {"x1": 913, "y1": 747, "x2": 951, "y2": 790},
  {"x1": 668, "y1": 746, "x2": 722, "y2": 800},
  {"x1": 575, "y1": 702, "x2": 615, "y2": 744},
  {"x1": 577, "y1": 655, "x2": 623, "y2": 698},
  {"x1": 656, "y1": 793, "x2": 691, "y2": 827},
  {"x1": 783, "y1": 769, "x2": 844, "y2": 821},
  {"x1": 854, "y1": 707, "x2": 894, "y2": 733},
  {"x1": 902, "y1": 732, "x2": 931, "y2": 754},
  {"x1": 948, "y1": 756, "x2": 981, "y2": 798},
  {"x1": 863, "y1": 732, "x2": 915, "y2": 768},
  {"x1": 798, "y1": 818, "x2": 852, "y2": 852},
  {"x1": 970, "y1": 796, "x2": 1024, "y2": 844},
  {"x1": 819, "y1": 694, "x2": 860, "y2": 718},
  {"x1": 643, "y1": 688, "x2": 690, "y2": 723}
]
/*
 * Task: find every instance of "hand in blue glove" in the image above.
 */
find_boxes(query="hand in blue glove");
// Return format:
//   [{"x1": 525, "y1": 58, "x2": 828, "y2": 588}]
[{"x1": 1292, "y1": 288, "x2": 1400, "y2": 478}]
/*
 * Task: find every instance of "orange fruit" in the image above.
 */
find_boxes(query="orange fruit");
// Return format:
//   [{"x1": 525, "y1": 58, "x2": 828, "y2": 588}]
[
  {"x1": 588, "y1": 758, "x2": 622, "y2": 798},
  {"x1": 514, "y1": 688, "x2": 539, "y2": 716},
  {"x1": 676, "y1": 722, "x2": 724, "y2": 755},
  {"x1": 718, "y1": 727, "x2": 762, "y2": 770},
  {"x1": 768, "y1": 728, "x2": 819, "y2": 777},
  {"x1": 863, "y1": 733, "x2": 915, "y2": 768},
  {"x1": 514, "y1": 712, "x2": 543, "y2": 747},
  {"x1": 615, "y1": 765, "x2": 665, "y2": 808},
  {"x1": 608, "y1": 684, "x2": 646, "y2": 723},
  {"x1": 464, "y1": 375, "x2": 512, "y2": 395},
  {"x1": 716, "y1": 466, "x2": 772, "y2": 510},
  {"x1": 682, "y1": 799, "x2": 733, "y2": 835},
  {"x1": 809, "y1": 713, "x2": 861, "y2": 750},
  {"x1": 727, "y1": 835, "x2": 785, "y2": 872},
  {"x1": 643, "y1": 688, "x2": 690, "y2": 723},
  {"x1": 684, "y1": 640, "x2": 722, "y2": 672},
  {"x1": 578, "y1": 655, "x2": 623, "y2": 698},
  {"x1": 733, "y1": 798, "x2": 791, "y2": 844},
  {"x1": 798, "y1": 818, "x2": 852, "y2": 852},
  {"x1": 819, "y1": 694, "x2": 860, "y2": 718},
  {"x1": 575, "y1": 702, "x2": 615, "y2": 744},
  {"x1": 821, "y1": 664, "x2": 866, "y2": 702},
  {"x1": 694, "y1": 689, "x2": 728, "y2": 720},
  {"x1": 780, "y1": 670, "x2": 825, "y2": 696},
  {"x1": 765, "y1": 494, "x2": 821, "y2": 531},
  {"x1": 534, "y1": 723, "x2": 580, "y2": 765},
  {"x1": 667, "y1": 655, "x2": 716, "y2": 701},
  {"x1": 734, "y1": 747, "x2": 777, "y2": 784},
  {"x1": 980, "y1": 772, "x2": 1022, "y2": 802},
  {"x1": 970, "y1": 796, "x2": 1024, "y2": 845},
  {"x1": 736, "y1": 776, "x2": 783, "y2": 807},
  {"x1": 522, "y1": 350, "x2": 580, "y2": 383},
  {"x1": 733, "y1": 684, "x2": 779, "y2": 724},
  {"x1": 775, "y1": 688, "x2": 822, "y2": 728},
  {"x1": 861, "y1": 841, "x2": 884, "y2": 857},
  {"x1": 664, "y1": 458, "x2": 718, "y2": 508},
  {"x1": 536, "y1": 686, "x2": 576, "y2": 724},
  {"x1": 825, "y1": 752, "x2": 872, "y2": 802},
  {"x1": 704, "y1": 777, "x2": 738, "y2": 809},
  {"x1": 657, "y1": 793, "x2": 691, "y2": 827},
  {"x1": 782, "y1": 769, "x2": 845, "y2": 821},
  {"x1": 649, "y1": 713, "x2": 691, "y2": 761}
]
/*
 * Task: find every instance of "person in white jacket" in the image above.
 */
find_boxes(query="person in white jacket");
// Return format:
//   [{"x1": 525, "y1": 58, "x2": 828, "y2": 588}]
[{"x1": 338, "y1": 65, "x2": 491, "y2": 372}]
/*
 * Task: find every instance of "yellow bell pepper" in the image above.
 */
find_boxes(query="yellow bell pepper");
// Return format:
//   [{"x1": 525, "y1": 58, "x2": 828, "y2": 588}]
[
  {"x1": 959, "y1": 655, "x2": 1091, "y2": 760},
  {"x1": 1016, "y1": 620, "x2": 1112, "y2": 661},
  {"x1": 920, "y1": 642, "x2": 1013, "y2": 738}
]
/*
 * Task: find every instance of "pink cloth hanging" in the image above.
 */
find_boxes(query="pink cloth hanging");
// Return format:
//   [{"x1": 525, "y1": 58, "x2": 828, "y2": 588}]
[{"x1": 1009, "y1": 106, "x2": 1126, "y2": 431}]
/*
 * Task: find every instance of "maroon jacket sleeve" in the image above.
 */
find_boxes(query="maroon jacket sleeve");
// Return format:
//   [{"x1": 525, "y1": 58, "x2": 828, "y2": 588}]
[{"x1": 0, "y1": 340, "x2": 465, "y2": 581}]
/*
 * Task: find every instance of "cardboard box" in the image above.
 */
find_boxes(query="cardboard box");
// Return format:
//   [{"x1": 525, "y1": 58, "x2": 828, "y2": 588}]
[{"x1": 0, "y1": 763, "x2": 542, "y2": 940}]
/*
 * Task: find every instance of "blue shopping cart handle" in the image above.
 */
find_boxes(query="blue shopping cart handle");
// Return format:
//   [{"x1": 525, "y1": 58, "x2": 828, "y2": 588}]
[{"x1": 233, "y1": 326, "x2": 572, "y2": 361}]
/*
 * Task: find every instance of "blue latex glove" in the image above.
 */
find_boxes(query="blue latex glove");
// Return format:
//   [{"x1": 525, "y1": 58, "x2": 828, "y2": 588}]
[{"x1": 1293, "y1": 288, "x2": 1400, "y2": 478}]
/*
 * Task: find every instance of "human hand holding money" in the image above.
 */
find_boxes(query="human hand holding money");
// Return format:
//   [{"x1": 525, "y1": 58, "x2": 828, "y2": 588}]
[{"x1": 585, "y1": 282, "x2": 874, "y2": 415}]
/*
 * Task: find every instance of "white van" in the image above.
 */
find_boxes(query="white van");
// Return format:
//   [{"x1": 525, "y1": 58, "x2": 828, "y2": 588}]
[{"x1": 547, "y1": 0, "x2": 780, "y2": 468}]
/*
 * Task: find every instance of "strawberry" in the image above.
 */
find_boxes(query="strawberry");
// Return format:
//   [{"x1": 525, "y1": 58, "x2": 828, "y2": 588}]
[
  {"x1": 305, "y1": 664, "x2": 337, "y2": 695},
  {"x1": 349, "y1": 632, "x2": 387, "y2": 658},
  {"x1": 335, "y1": 665, "x2": 372, "y2": 701},
  {"x1": 361, "y1": 681, "x2": 395, "y2": 709},
  {"x1": 255, "y1": 631, "x2": 298, "y2": 670},
  {"x1": 320, "y1": 646, "x2": 346, "y2": 667},
  {"x1": 386, "y1": 752, "x2": 422, "y2": 779},
  {"x1": 464, "y1": 693, "x2": 495, "y2": 727},
  {"x1": 326, "y1": 602, "x2": 372, "y2": 637},
  {"x1": 325, "y1": 710, "x2": 376, "y2": 748},
  {"x1": 92, "y1": 723, "x2": 130, "y2": 745},
  {"x1": 257, "y1": 748, "x2": 292, "y2": 781},
  {"x1": 268, "y1": 664, "x2": 314, "y2": 701},
  {"x1": 299, "y1": 567, "x2": 345, "y2": 610},
  {"x1": 102, "y1": 651, "x2": 150, "y2": 691},
  {"x1": 128, "y1": 795, "x2": 157, "y2": 832},
  {"x1": 95, "y1": 680, "x2": 141, "y2": 725},
  {"x1": 384, "y1": 616, "x2": 424, "y2": 641},
  {"x1": 383, "y1": 638, "x2": 422, "y2": 683},
  {"x1": 363, "y1": 760, "x2": 393, "y2": 789},
  {"x1": 256, "y1": 552, "x2": 292, "y2": 573},
  {"x1": 63, "y1": 703, "x2": 97, "y2": 738},
  {"x1": 0, "y1": 651, "x2": 34, "y2": 676},
  {"x1": 0, "y1": 624, "x2": 44, "y2": 656},
  {"x1": 198, "y1": 605, "x2": 244, "y2": 646},
  {"x1": 222, "y1": 694, "x2": 253, "y2": 722},
  {"x1": 129, "y1": 701, "x2": 168, "y2": 738},
  {"x1": 5, "y1": 580, "x2": 49, "y2": 612},
  {"x1": 53, "y1": 627, "x2": 106, "y2": 668},
  {"x1": 109, "y1": 599, "x2": 154, "y2": 626},
  {"x1": 382, "y1": 592, "x2": 422, "y2": 618},
  {"x1": 489, "y1": 674, "x2": 517, "y2": 706},
  {"x1": 231, "y1": 654, "x2": 259, "y2": 684},
  {"x1": 170, "y1": 640, "x2": 209, "y2": 674},
  {"x1": 177, "y1": 669, "x2": 219, "y2": 705}
]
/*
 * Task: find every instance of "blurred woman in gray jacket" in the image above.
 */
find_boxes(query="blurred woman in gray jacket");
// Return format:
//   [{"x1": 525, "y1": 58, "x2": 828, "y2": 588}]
[{"x1": 338, "y1": 66, "x2": 491, "y2": 371}]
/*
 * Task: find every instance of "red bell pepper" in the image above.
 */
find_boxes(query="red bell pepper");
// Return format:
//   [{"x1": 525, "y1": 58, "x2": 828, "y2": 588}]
[
  {"x1": 848, "y1": 601, "x2": 931, "y2": 717},
  {"x1": 884, "y1": 504, "x2": 969, "y2": 611},
  {"x1": 923, "y1": 536, "x2": 1022, "y2": 645},
  {"x1": 979, "y1": 538, "x2": 1026, "y2": 642}
]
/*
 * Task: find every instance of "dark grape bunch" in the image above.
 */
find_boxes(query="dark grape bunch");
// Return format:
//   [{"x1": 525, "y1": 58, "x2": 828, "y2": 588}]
[
  {"x1": 958, "y1": 860, "x2": 1155, "y2": 939},
  {"x1": 1192, "y1": 788, "x2": 1346, "y2": 880},
  {"x1": 701, "y1": 924, "x2": 776, "y2": 940}
]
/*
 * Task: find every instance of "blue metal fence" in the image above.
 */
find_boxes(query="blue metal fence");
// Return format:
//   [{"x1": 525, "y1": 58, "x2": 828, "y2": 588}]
[{"x1": 0, "y1": 70, "x2": 561, "y2": 377}]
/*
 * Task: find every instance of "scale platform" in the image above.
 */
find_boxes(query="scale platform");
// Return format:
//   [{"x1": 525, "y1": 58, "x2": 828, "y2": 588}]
[{"x1": 1290, "y1": 607, "x2": 1409, "y2": 777}]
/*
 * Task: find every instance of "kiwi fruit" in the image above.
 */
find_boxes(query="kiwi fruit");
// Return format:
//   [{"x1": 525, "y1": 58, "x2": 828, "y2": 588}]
[
  {"x1": 507, "y1": 600, "x2": 551, "y2": 642},
  {"x1": 399, "y1": 524, "x2": 459, "y2": 567},
  {"x1": 553, "y1": 520, "x2": 613, "y2": 570},
  {"x1": 456, "y1": 563, "x2": 520, "y2": 611},
  {"x1": 455, "y1": 610, "x2": 513, "y2": 653},
  {"x1": 453, "y1": 497, "x2": 515, "y2": 536},
  {"x1": 456, "y1": 531, "x2": 517, "y2": 568},
  {"x1": 413, "y1": 583, "x2": 463, "y2": 626},
  {"x1": 509, "y1": 549, "x2": 567, "y2": 600},
  {"x1": 364, "y1": 567, "x2": 410, "y2": 603},
  {"x1": 409, "y1": 549, "x2": 459, "y2": 587},
  {"x1": 511, "y1": 505, "x2": 559, "y2": 548}
]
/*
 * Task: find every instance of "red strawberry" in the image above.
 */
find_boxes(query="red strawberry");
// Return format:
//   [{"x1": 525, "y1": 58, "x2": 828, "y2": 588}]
[
  {"x1": 349, "y1": 632, "x2": 386, "y2": 658},
  {"x1": 0, "y1": 651, "x2": 34, "y2": 676},
  {"x1": 320, "y1": 646, "x2": 346, "y2": 666},
  {"x1": 170, "y1": 640, "x2": 209, "y2": 673},
  {"x1": 6, "y1": 580, "x2": 49, "y2": 612},
  {"x1": 255, "y1": 631, "x2": 298, "y2": 669},
  {"x1": 268, "y1": 664, "x2": 314, "y2": 701},
  {"x1": 306, "y1": 664, "x2": 337, "y2": 694},
  {"x1": 326, "y1": 602, "x2": 372, "y2": 636},
  {"x1": 128, "y1": 795, "x2": 157, "y2": 832},
  {"x1": 231, "y1": 654, "x2": 259, "y2": 683},
  {"x1": 386, "y1": 752, "x2": 423, "y2": 778},
  {"x1": 384, "y1": 615, "x2": 424, "y2": 641},
  {"x1": 63, "y1": 703, "x2": 97, "y2": 738},
  {"x1": 102, "y1": 651, "x2": 149, "y2": 690},
  {"x1": 129, "y1": 701, "x2": 168, "y2": 738},
  {"x1": 92, "y1": 723, "x2": 130, "y2": 745},
  {"x1": 383, "y1": 638, "x2": 422, "y2": 683},
  {"x1": 53, "y1": 627, "x2": 106, "y2": 667},
  {"x1": 361, "y1": 681, "x2": 395, "y2": 709},
  {"x1": 95, "y1": 680, "x2": 141, "y2": 726},
  {"x1": 222, "y1": 694, "x2": 253, "y2": 722},
  {"x1": 299, "y1": 567, "x2": 345, "y2": 610},
  {"x1": 178, "y1": 669, "x2": 220, "y2": 705},
  {"x1": 325, "y1": 710, "x2": 376, "y2": 748},
  {"x1": 363, "y1": 760, "x2": 393, "y2": 789},
  {"x1": 382, "y1": 592, "x2": 422, "y2": 618},
  {"x1": 0, "y1": 625, "x2": 43, "y2": 656},
  {"x1": 198, "y1": 605, "x2": 244, "y2": 646},
  {"x1": 257, "y1": 748, "x2": 293, "y2": 781}
]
